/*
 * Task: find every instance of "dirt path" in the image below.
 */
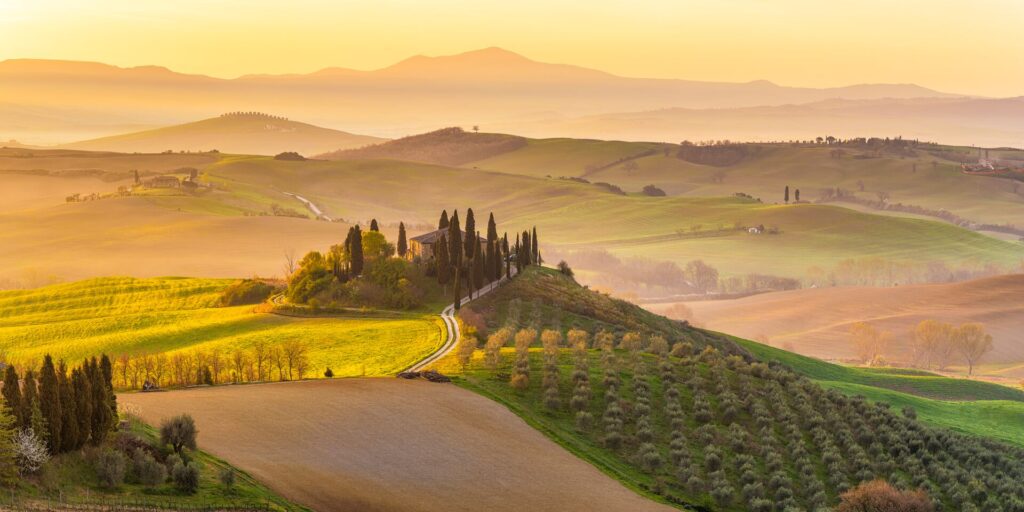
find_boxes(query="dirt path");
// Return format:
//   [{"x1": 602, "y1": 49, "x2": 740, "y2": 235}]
[
  {"x1": 121, "y1": 379, "x2": 673, "y2": 512},
  {"x1": 407, "y1": 273, "x2": 509, "y2": 372},
  {"x1": 285, "y1": 192, "x2": 332, "y2": 221}
]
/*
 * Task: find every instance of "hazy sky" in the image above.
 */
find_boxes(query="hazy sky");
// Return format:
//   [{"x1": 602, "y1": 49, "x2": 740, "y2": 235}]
[{"x1": 1, "y1": 0, "x2": 1022, "y2": 96}]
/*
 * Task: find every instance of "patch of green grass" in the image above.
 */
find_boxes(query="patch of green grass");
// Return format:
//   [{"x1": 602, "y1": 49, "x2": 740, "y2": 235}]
[
  {"x1": 731, "y1": 335, "x2": 1024, "y2": 402},
  {"x1": 0, "y1": 277, "x2": 444, "y2": 380},
  {"x1": 16, "y1": 415, "x2": 307, "y2": 510}
]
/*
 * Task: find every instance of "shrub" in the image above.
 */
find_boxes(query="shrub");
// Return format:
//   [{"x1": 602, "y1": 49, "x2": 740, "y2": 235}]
[
  {"x1": 510, "y1": 373, "x2": 529, "y2": 391},
  {"x1": 219, "y1": 467, "x2": 236, "y2": 492},
  {"x1": 172, "y1": 461, "x2": 201, "y2": 494},
  {"x1": 575, "y1": 411, "x2": 593, "y2": 432},
  {"x1": 160, "y1": 414, "x2": 198, "y2": 455},
  {"x1": 96, "y1": 450, "x2": 126, "y2": 489},
  {"x1": 557, "y1": 260, "x2": 574, "y2": 278},
  {"x1": 135, "y1": 451, "x2": 167, "y2": 487},
  {"x1": 324, "y1": 367, "x2": 334, "y2": 378},
  {"x1": 219, "y1": 279, "x2": 274, "y2": 306},
  {"x1": 837, "y1": 480, "x2": 934, "y2": 512}
]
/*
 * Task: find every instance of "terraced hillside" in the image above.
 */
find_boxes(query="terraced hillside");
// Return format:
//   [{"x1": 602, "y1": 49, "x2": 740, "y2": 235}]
[{"x1": 0, "y1": 277, "x2": 443, "y2": 379}]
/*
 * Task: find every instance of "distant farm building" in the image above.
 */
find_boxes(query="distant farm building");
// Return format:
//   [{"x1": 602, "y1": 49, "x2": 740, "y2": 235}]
[
  {"x1": 144, "y1": 176, "x2": 180, "y2": 188},
  {"x1": 408, "y1": 228, "x2": 487, "y2": 261}
]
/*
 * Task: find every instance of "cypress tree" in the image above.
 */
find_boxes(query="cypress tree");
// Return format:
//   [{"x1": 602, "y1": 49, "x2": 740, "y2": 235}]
[
  {"x1": 58, "y1": 361, "x2": 79, "y2": 452},
  {"x1": 96, "y1": 356, "x2": 116, "y2": 443},
  {"x1": 473, "y1": 240, "x2": 485, "y2": 291},
  {"x1": 784, "y1": 185, "x2": 790, "y2": 204},
  {"x1": 39, "y1": 355, "x2": 61, "y2": 454},
  {"x1": 514, "y1": 233, "x2": 523, "y2": 273},
  {"x1": 531, "y1": 226, "x2": 539, "y2": 265},
  {"x1": 369, "y1": 219, "x2": 379, "y2": 232},
  {"x1": 463, "y1": 208, "x2": 476, "y2": 261},
  {"x1": 0, "y1": 397, "x2": 18, "y2": 488},
  {"x1": 1, "y1": 366, "x2": 20, "y2": 429},
  {"x1": 397, "y1": 222, "x2": 408, "y2": 258},
  {"x1": 438, "y1": 210, "x2": 449, "y2": 230},
  {"x1": 503, "y1": 233, "x2": 511, "y2": 279},
  {"x1": 521, "y1": 230, "x2": 531, "y2": 269},
  {"x1": 30, "y1": 400, "x2": 47, "y2": 444},
  {"x1": 74, "y1": 364, "x2": 93, "y2": 447},
  {"x1": 486, "y1": 213, "x2": 498, "y2": 280},
  {"x1": 350, "y1": 225, "x2": 364, "y2": 276},
  {"x1": 795, "y1": 189, "x2": 801, "y2": 202},
  {"x1": 21, "y1": 370, "x2": 38, "y2": 434},
  {"x1": 448, "y1": 212, "x2": 462, "y2": 268},
  {"x1": 436, "y1": 234, "x2": 451, "y2": 293},
  {"x1": 453, "y1": 265, "x2": 462, "y2": 311}
]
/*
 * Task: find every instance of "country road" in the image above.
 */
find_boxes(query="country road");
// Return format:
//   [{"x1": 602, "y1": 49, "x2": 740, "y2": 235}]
[
  {"x1": 407, "y1": 273, "x2": 511, "y2": 372},
  {"x1": 285, "y1": 192, "x2": 332, "y2": 221}
]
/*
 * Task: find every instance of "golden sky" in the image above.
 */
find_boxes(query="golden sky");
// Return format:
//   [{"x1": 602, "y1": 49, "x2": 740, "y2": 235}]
[{"x1": 1, "y1": 0, "x2": 1022, "y2": 96}]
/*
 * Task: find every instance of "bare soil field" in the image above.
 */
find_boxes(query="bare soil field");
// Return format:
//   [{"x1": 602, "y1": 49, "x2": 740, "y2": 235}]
[
  {"x1": 649, "y1": 274, "x2": 1024, "y2": 369},
  {"x1": 121, "y1": 379, "x2": 672, "y2": 512}
]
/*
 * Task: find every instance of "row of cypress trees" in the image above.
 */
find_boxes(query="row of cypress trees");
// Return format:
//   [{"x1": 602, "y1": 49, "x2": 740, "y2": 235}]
[
  {"x1": 2, "y1": 354, "x2": 117, "y2": 455},
  {"x1": 434, "y1": 209, "x2": 538, "y2": 309}
]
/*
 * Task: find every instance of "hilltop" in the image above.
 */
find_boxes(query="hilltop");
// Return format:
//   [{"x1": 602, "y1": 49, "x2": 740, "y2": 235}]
[
  {"x1": 320, "y1": 127, "x2": 526, "y2": 165},
  {"x1": 0, "y1": 49, "x2": 961, "y2": 143},
  {"x1": 65, "y1": 112, "x2": 384, "y2": 155}
]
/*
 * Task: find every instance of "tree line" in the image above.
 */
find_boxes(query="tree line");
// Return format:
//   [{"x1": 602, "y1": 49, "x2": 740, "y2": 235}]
[
  {"x1": 432, "y1": 208, "x2": 538, "y2": 309},
  {"x1": 850, "y1": 320, "x2": 994, "y2": 375},
  {"x1": 108, "y1": 341, "x2": 312, "y2": 391},
  {"x1": 1, "y1": 355, "x2": 118, "y2": 482}
]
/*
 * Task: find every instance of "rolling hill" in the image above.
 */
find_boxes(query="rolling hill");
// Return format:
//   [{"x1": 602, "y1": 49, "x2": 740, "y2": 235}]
[
  {"x1": 648, "y1": 274, "x2": 1024, "y2": 373},
  {"x1": 0, "y1": 48, "x2": 962, "y2": 144},
  {"x1": 65, "y1": 112, "x2": 384, "y2": 156}
]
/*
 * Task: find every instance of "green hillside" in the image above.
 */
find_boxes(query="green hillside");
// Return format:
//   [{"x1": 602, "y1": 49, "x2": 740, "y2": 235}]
[
  {"x1": 443, "y1": 267, "x2": 1024, "y2": 510},
  {"x1": 0, "y1": 277, "x2": 443, "y2": 380},
  {"x1": 201, "y1": 156, "x2": 1024, "y2": 282},
  {"x1": 465, "y1": 140, "x2": 1024, "y2": 228}
]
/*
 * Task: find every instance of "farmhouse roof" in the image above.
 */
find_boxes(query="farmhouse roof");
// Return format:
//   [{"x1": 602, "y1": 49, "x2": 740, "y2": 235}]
[{"x1": 410, "y1": 228, "x2": 487, "y2": 244}]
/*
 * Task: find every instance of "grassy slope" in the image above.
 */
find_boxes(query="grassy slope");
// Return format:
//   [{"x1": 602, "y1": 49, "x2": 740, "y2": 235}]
[
  {"x1": 0, "y1": 277, "x2": 443, "y2": 378},
  {"x1": 204, "y1": 156, "x2": 1024, "y2": 280},
  {"x1": 466, "y1": 141, "x2": 1024, "y2": 227},
  {"x1": 20, "y1": 416, "x2": 307, "y2": 511},
  {"x1": 732, "y1": 335, "x2": 1024, "y2": 446}
]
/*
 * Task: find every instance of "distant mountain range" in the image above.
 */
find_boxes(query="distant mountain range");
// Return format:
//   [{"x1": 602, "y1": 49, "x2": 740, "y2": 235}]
[
  {"x1": 0, "y1": 48, "x2": 972, "y2": 145},
  {"x1": 63, "y1": 113, "x2": 383, "y2": 156}
]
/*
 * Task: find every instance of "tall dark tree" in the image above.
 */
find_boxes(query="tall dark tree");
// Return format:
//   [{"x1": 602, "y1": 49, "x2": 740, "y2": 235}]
[
  {"x1": 397, "y1": 222, "x2": 408, "y2": 258},
  {"x1": 58, "y1": 361, "x2": 79, "y2": 452},
  {"x1": 436, "y1": 234, "x2": 451, "y2": 293},
  {"x1": 73, "y1": 365, "x2": 93, "y2": 447},
  {"x1": 369, "y1": 218, "x2": 379, "y2": 232},
  {"x1": 438, "y1": 210, "x2": 450, "y2": 230},
  {"x1": 20, "y1": 370, "x2": 38, "y2": 434},
  {"x1": 463, "y1": 208, "x2": 476, "y2": 261},
  {"x1": 784, "y1": 185, "x2": 790, "y2": 204},
  {"x1": 1, "y1": 366, "x2": 20, "y2": 429},
  {"x1": 514, "y1": 233, "x2": 523, "y2": 273},
  {"x1": 39, "y1": 355, "x2": 61, "y2": 453},
  {"x1": 531, "y1": 226, "x2": 539, "y2": 265},
  {"x1": 521, "y1": 230, "x2": 532, "y2": 269},
  {"x1": 448, "y1": 212, "x2": 462, "y2": 268},
  {"x1": 453, "y1": 265, "x2": 462, "y2": 311},
  {"x1": 350, "y1": 225, "x2": 364, "y2": 276},
  {"x1": 795, "y1": 189, "x2": 801, "y2": 202},
  {"x1": 97, "y1": 355, "x2": 116, "y2": 442},
  {"x1": 486, "y1": 213, "x2": 498, "y2": 280},
  {"x1": 502, "y1": 233, "x2": 511, "y2": 279},
  {"x1": 473, "y1": 237, "x2": 485, "y2": 292}
]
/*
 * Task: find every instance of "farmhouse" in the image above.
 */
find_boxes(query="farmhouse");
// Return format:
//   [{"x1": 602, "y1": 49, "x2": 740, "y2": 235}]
[{"x1": 408, "y1": 228, "x2": 487, "y2": 261}]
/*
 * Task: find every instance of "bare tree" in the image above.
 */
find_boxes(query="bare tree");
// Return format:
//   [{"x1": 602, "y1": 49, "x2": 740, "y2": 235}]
[
  {"x1": 283, "y1": 249, "x2": 297, "y2": 279},
  {"x1": 153, "y1": 353, "x2": 167, "y2": 388},
  {"x1": 251, "y1": 341, "x2": 269, "y2": 382},
  {"x1": 231, "y1": 349, "x2": 248, "y2": 383},
  {"x1": 271, "y1": 346, "x2": 287, "y2": 381},
  {"x1": 954, "y1": 323, "x2": 993, "y2": 376},
  {"x1": 850, "y1": 322, "x2": 891, "y2": 365},
  {"x1": 209, "y1": 348, "x2": 224, "y2": 385}
]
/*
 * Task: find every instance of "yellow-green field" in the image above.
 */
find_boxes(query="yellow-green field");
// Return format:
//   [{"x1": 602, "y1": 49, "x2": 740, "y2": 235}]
[{"x1": 0, "y1": 277, "x2": 443, "y2": 379}]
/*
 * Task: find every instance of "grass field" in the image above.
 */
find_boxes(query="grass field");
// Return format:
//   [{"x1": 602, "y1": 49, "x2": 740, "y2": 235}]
[
  {"x1": 0, "y1": 277, "x2": 444, "y2": 379},
  {"x1": 465, "y1": 141, "x2": 1024, "y2": 227}
]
